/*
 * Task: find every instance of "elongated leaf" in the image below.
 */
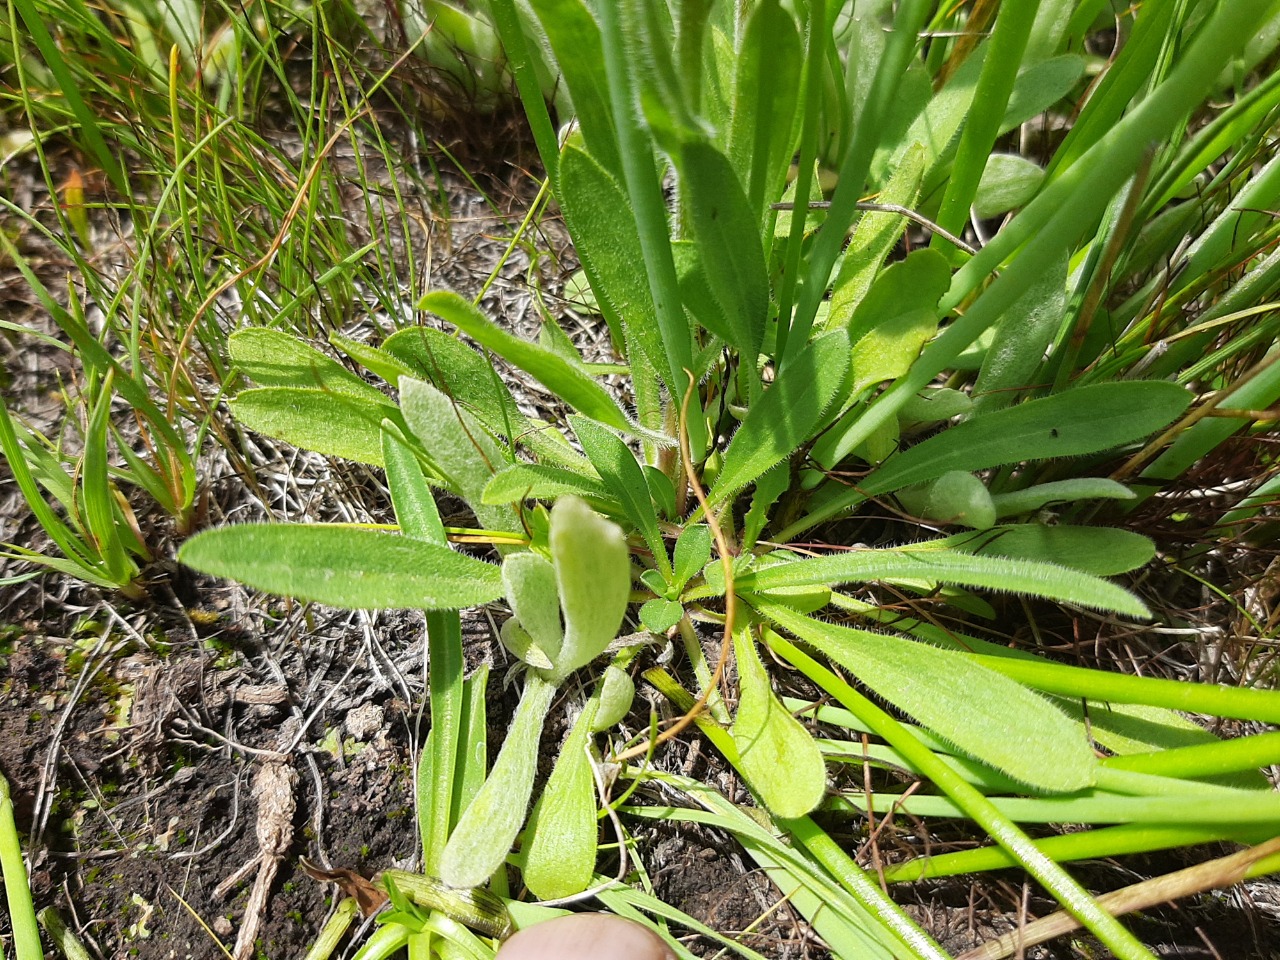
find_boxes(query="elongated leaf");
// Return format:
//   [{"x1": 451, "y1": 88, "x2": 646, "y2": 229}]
[
  {"x1": 846, "y1": 249, "x2": 949, "y2": 390},
  {"x1": 231, "y1": 387, "x2": 394, "y2": 466},
  {"x1": 558, "y1": 143, "x2": 668, "y2": 385},
  {"x1": 864, "y1": 381, "x2": 1193, "y2": 495},
  {"x1": 230, "y1": 329, "x2": 387, "y2": 405},
  {"x1": 522, "y1": 702, "x2": 600, "y2": 900},
  {"x1": 331, "y1": 333, "x2": 417, "y2": 386},
  {"x1": 178, "y1": 525, "x2": 503, "y2": 609},
  {"x1": 482, "y1": 462, "x2": 611, "y2": 505},
  {"x1": 677, "y1": 140, "x2": 768, "y2": 358},
  {"x1": 399, "y1": 377, "x2": 518, "y2": 533},
  {"x1": 990, "y1": 478, "x2": 1136, "y2": 518},
  {"x1": 729, "y1": 545, "x2": 1147, "y2": 618},
  {"x1": 935, "y1": 524, "x2": 1155, "y2": 578},
  {"x1": 441, "y1": 673, "x2": 558, "y2": 889},
  {"x1": 572, "y1": 416, "x2": 670, "y2": 580},
  {"x1": 727, "y1": 0, "x2": 802, "y2": 219},
  {"x1": 382, "y1": 326, "x2": 521, "y2": 436},
  {"x1": 549, "y1": 497, "x2": 631, "y2": 679},
  {"x1": 419, "y1": 291, "x2": 636, "y2": 435},
  {"x1": 732, "y1": 628, "x2": 827, "y2": 818},
  {"x1": 755, "y1": 603, "x2": 1098, "y2": 794},
  {"x1": 710, "y1": 330, "x2": 851, "y2": 505}
]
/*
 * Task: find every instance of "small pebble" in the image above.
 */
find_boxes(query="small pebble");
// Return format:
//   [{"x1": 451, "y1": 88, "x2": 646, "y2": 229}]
[{"x1": 344, "y1": 704, "x2": 384, "y2": 741}]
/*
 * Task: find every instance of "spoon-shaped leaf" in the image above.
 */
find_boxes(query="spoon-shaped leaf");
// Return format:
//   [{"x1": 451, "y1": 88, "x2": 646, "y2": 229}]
[{"x1": 732, "y1": 628, "x2": 827, "y2": 818}]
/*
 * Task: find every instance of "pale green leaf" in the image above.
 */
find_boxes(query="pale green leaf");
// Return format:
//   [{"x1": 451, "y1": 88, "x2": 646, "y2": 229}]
[
  {"x1": 441, "y1": 673, "x2": 558, "y2": 889},
  {"x1": 896, "y1": 471, "x2": 996, "y2": 530},
  {"x1": 548, "y1": 497, "x2": 631, "y2": 679},
  {"x1": 756, "y1": 603, "x2": 1098, "y2": 794},
  {"x1": 503, "y1": 552, "x2": 564, "y2": 660},
  {"x1": 178, "y1": 525, "x2": 503, "y2": 609},
  {"x1": 990, "y1": 478, "x2": 1136, "y2": 518},
  {"x1": 522, "y1": 704, "x2": 599, "y2": 900},
  {"x1": 732, "y1": 628, "x2": 827, "y2": 818},
  {"x1": 593, "y1": 665, "x2": 636, "y2": 731},
  {"x1": 399, "y1": 377, "x2": 519, "y2": 533}
]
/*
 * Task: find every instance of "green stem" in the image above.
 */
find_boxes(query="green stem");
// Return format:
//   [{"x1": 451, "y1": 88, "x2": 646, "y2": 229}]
[{"x1": 0, "y1": 773, "x2": 42, "y2": 960}]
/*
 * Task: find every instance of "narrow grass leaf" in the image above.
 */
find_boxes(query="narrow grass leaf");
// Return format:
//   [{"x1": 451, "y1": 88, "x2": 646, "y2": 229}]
[
  {"x1": 522, "y1": 704, "x2": 599, "y2": 900},
  {"x1": 757, "y1": 602, "x2": 1097, "y2": 795},
  {"x1": 864, "y1": 381, "x2": 1193, "y2": 496},
  {"x1": 711, "y1": 330, "x2": 850, "y2": 506},
  {"x1": 420, "y1": 291, "x2": 635, "y2": 435},
  {"x1": 732, "y1": 628, "x2": 827, "y2": 818},
  {"x1": 178, "y1": 525, "x2": 503, "y2": 610},
  {"x1": 733, "y1": 546, "x2": 1147, "y2": 618}
]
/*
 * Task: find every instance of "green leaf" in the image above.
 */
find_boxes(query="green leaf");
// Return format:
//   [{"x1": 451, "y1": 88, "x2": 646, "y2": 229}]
[
  {"x1": 381, "y1": 326, "x2": 521, "y2": 437},
  {"x1": 229, "y1": 329, "x2": 386, "y2": 405},
  {"x1": 548, "y1": 497, "x2": 631, "y2": 679},
  {"x1": 846, "y1": 249, "x2": 950, "y2": 390},
  {"x1": 419, "y1": 291, "x2": 638, "y2": 435},
  {"x1": 230, "y1": 387, "x2": 392, "y2": 466},
  {"x1": 710, "y1": 330, "x2": 851, "y2": 506},
  {"x1": 727, "y1": 0, "x2": 802, "y2": 219},
  {"x1": 677, "y1": 140, "x2": 769, "y2": 358},
  {"x1": 522, "y1": 703, "x2": 600, "y2": 900},
  {"x1": 572, "y1": 416, "x2": 671, "y2": 580},
  {"x1": 673, "y1": 524, "x2": 712, "y2": 590},
  {"x1": 756, "y1": 603, "x2": 1099, "y2": 794},
  {"x1": 732, "y1": 628, "x2": 827, "y2": 819},
  {"x1": 864, "y1": 381, "x2": 1193, "y2": 496},
  {"x1": 503, "y1": 552, "x2": 564, "y2": 660},
  {"x1": 331, "y1": 333, "x2": 417, "y2": 386},
  {"x1": 640, "y1": 598, "x2": 683, "y2": 633},
  {"x1": 829, "y1": 143, "x2": 926, "y2": 321},
  {"x1": 381, "y1": 420, "x2": 445, "y2": 543},
  {"x1": 935, "y1": 525, "x2": 1156, "y2": 578},
  {"x1": 178, "y1": 525, "x2": 503, "y2": 610},
  {"x1": 558, "y1": 143, "x2": 668, "y2": 386},
  {"x1": 482, "y1": 462, "x2": 611, "y2": 505},
  {"x1": 973, "y1": 153, "x2": 1045, "y2": 219},
  {"x1": 1001, "y1": 55, "x2": 1087, "y2": 133},
  {"x1": 399, "y1": 377, "x2": 519, "y2": 534},
  {"x1": 441, "y1": 673, "x2": 558, "y2": 889},
  {"x1": 990, "y1": 478, "x2": 1136, "y2": 518},
  {"x1": 499, "y1": 619, "x2": 555, "y2": 671},
  {"x1": 971, "y1": 252, "x2": 1067, "y2": 414},
  {"x1": 896, "y1": 471, "x2": 996, "y2": 530},
  {"x1": 593, "y1": 664, "x2": 636, "y2": 731},
  {"x1": 731, "y1": 545, "x2": 1148, "y2": 618}
]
